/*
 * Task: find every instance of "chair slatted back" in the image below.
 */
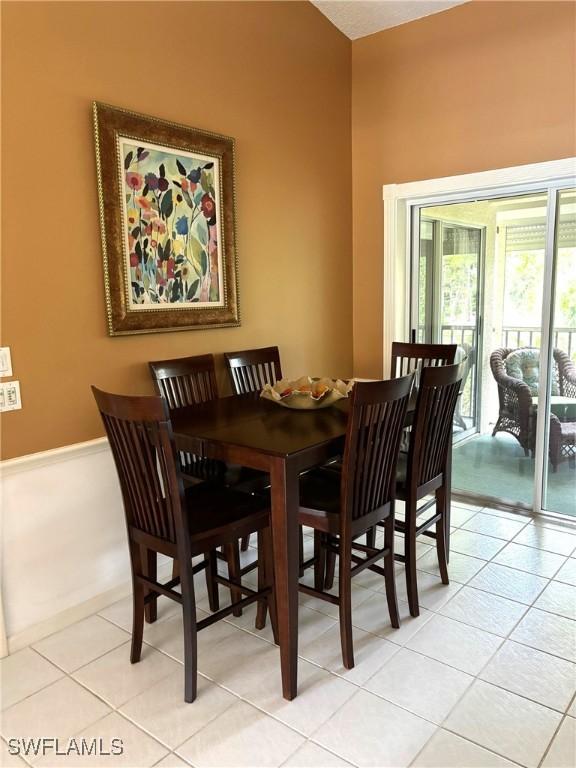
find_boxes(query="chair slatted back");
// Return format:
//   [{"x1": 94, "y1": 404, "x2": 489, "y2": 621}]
[
  {"x1": 149, "y1": 354, "x2": 218, "y2": 409},
  {"x1": 92, "y1": 387, "x2": 183, "y2": 543},
  {"x1": 391, "y1": 342, "x2": 457, "y2": 379},
  {"x1": 225, "y1": 347, "x2": 282, "y2": 395},
  {"x1": 341, "y1": 375, "x2": 414, "y2": 523},
  {"x1": 408, "y1": 363, "x2": 464, "y2": 488}
]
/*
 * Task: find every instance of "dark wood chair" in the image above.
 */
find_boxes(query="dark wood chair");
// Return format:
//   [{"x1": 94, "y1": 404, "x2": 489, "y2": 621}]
[
  {"x1": 391, "y1": 362, "x2": 464, "y2": 617},
  {"x1": 224, "y1": 346, "x2": 282, "y2": 395},
  {"x1": 297, "y1": 375, "x2": 414, "y2": 669},
  {"x1": 224, "y1": 347, "x2": 281, "y2": 550},
  {"x1": 92, "y1": 387, "x2": 276, "y2": 703},
  {"x1": 149, "y1": 354, "x2": 225, "y2": 484},
  {"x1": 149, "y1": 354, "x2": 259, "y2": 612},
  {"x1": 391, "y1": 341, "x2": 457, "y2": 378}
]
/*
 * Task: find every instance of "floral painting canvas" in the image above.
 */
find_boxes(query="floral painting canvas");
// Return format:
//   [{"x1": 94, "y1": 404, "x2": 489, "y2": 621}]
[
  {"x1": 94, "y1": 102, "x2": 239, "y2": 335},
  {"x1": 121, "y1": 138, "x2": 224, "y2": 309}
]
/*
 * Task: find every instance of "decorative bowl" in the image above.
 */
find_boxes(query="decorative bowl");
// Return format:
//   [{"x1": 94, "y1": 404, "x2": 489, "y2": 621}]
[{"x1": 260, "y1": 376, "x2": 353, "y2": 410}]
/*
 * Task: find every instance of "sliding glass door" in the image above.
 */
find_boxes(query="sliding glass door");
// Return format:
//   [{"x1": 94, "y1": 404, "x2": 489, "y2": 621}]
[
  {"x1": 541, "y1": 188, "x2": 576, "y2": 516},
  {"x1": 410, "y1": 188, "x2": 576, "y2": 518}
]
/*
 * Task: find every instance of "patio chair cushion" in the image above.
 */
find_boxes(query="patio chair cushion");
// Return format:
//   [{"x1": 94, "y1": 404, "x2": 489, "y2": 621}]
[{"x1": 505, "y1": 348, "x2": 559, "y2": 396}]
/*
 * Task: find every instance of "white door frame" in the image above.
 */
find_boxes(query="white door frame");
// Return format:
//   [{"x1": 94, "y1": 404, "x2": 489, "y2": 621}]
[{"x1": 382, "y1": 157, "x2": 576, "y2": 514}]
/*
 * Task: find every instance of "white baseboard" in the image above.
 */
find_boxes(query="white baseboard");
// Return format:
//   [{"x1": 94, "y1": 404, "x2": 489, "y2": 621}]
[{"x1": 7, "y1": 579, "x2": 132, "y2": 654}]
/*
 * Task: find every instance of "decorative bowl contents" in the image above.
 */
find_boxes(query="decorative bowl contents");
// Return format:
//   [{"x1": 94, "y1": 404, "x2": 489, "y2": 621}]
[{"x1": 260, "y1": 376, "x2": 353, "y2": 409}]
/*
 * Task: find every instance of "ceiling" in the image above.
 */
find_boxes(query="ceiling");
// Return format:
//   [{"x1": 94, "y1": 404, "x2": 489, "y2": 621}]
[{"x1": 311, "y1": 0, "x2": 468, "y2": 40}]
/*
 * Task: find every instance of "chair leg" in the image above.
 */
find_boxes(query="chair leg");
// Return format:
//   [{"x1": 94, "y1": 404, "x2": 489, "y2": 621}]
[
  {"x1": 256, "y1": 529, "x2": 267, "y2": 630},
  {"x1": 299, "y1": 526, "x2": 305, "y2": 577},
  {"x1": 205, "y1": 551, "x2": 219, "y2": 612},
  {"x1": 142, "y1": 547, "x2": 157, "y2": 624},
  {"x1": 241, "y1": 534, "x2": 250, "y2": 551},
  {"x1": 172, "y1": 558, "x2": 180, "y2": 580},
  {"x1": 405, "y1": 497, "x2": 419, "y2": 617},
  {"x1": 224, "y1": 542, "x2": 243, "y2": 617},
  {"x1": 366, "y1": 527, "x2": 376, "y2": 549},
  {"x1": 313, "y1": 531, "x2": 326, "y2": 591},
  {"x1": 325, "y1": 540, "x2": 336, "y2": 590},
  {"x1": 256, "y1": 527, "x2": 278, "y2": 643},
  {"x1": 180, "y1": 560, "x2": 198, "y2": 703},
  {"x1": 130, "y1": 545, "x2": 145, "y2": 664},
  {"x1": 383, "y1": 516, "x2": 400, "y2": 628},
  {"x1": 436, "y1": 488, "x2": 450, "y2": 585},
  {"x1": 338, "y1": 541, "x2": 354, "y2": 669}
]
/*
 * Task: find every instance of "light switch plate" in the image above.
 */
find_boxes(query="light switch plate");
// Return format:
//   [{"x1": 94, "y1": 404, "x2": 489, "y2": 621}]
[
  {"x1": 0, "y1": 347, "x2": 13, "y2": 377},
  {"x1": 0, "y1": 380, "x2": 22, "y2": 411}
]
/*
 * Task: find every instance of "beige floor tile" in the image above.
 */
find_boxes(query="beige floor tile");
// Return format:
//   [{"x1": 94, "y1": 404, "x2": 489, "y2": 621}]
[
  {"x1": 480, "y1": 640, "x2": 576, "y2": 712},
  {"x1": 351, "y1": 593, "x2": 433, "y2": 644},
  {"x1": 73, "y1": 642, "x2": 181, "y2": 707},
  {"x1": 35, "y1": 712, "x2": 168, "y2": 767},
  {"x1": 299, "y1": 624, "x2": 399, "y2": 686},
  {"x1": 199, "y1": 626, "x2": 357, "y2": 737},
  {"x1": 298, "y1": 584, "x2": 375, "y2": 621},
  {"x1": 1, "y1": 648, "x2": 63, "y2": 710},
  {"x1": 445, "y1": 680, "x2": 562, "y2": 767},
  {"x1": 467, "y1": 562, "x2": 548, "y2": 604},
  {"x1": 479, "y1": 508, "x2": 533, "y2": 523},
  {"x1": 141, "y1": 607, "x2": 210, "y2": 663},
  {"x1": 0, "y1": 678, "x2": 110, "y2": 755},
  {"x1": 462, "y1": 512, "x2": 528, "y2": 540},
  {"x1": 154, "y1": 754, "x2": 190, "y2": 767},
  {"x1": 406, "y1": 614, "x2": 503, "y2": 675},
  {"x1": 510, "y1": 608, "x2": 576, "y2": 662},
  {"x1": 513, "y1": 526, "x2": 576, "y2": 557},
  {"x1": 0, "y1": 738, "x2": 31, "y2": 767},
  {"x1": 449, "y1": 530, "x2": 506, "y2": 560},
  {"x1": 32, "y1": 616, "x2": 129, "y2": 673},
  {"x1": 542, "y1": 716, "x2": 576, "y2": 768},
  {"x1": 534, "y1": 581, "x2": 576, "y2": 620},
  {"x1": 99, "y1": 595, "x2": 180, "y2": 632},
  {"x1": 176, "y1": 700, "x2": 304, "y2": 767},
  {"x1": 555, "y1": 557, "x2": 576, "y2": 587},
  {"x1": 313, "y1": 689, "x2": 436, "y2": 768},
  {"x1": 438, "y1": 586, "x2": 526, "y2": 636},
  {"x1": 448, "y1": 506, "x2": 478, "y2": 527},
  {"x1": 282, "y1": 741, "x2": 352, "y2": 767},
  {"x1": 493, "y1": 542, "x2": 567, "y2": 578},
  {"x1": 411, "y1": 729, "x2": 517, "y2": 767},
  {"x1": 389, "y1": 570, "x2": 463, "y2": 612},
  {"x1": 417, "y1": 550, "x2": 486, "y2": 584},
  {"x1": 365, "y1": 647, "x2": 473, "y2": 724},
  {"x1": 121, "y1": 671, "x2": 237, "y2": 749},
  {"x1": 227, "y1": 602, "x2": 336, "y2": 646}
]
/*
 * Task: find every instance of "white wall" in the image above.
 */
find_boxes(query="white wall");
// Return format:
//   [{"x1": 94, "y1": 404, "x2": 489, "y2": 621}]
[{"x1": 1, "y1": 440, "x2": 131, "y2": 651}]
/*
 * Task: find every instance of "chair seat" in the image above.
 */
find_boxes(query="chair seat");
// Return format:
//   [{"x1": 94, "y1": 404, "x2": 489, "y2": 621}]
[
  {"x1": 185, "y1": 483, "x2": 270, "y2": 551},
  {"x1": 297, "y1": 468, "x2": 341, "y2": 534}
]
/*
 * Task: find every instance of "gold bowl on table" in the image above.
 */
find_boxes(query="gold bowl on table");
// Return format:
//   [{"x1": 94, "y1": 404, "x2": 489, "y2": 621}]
[{"x1": 260, "y1": 376, "x2": 353, "y2": 410}]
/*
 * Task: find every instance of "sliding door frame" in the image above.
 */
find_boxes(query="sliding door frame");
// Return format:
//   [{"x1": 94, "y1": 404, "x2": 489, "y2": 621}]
[{"x1": 383, "y1": 157, "x2": 576, "y2": 517}]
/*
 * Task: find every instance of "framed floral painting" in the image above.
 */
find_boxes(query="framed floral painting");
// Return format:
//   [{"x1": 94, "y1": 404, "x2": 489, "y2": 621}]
[{"x1": 93, "y1": 102, "x2": 239, "y2": 335}]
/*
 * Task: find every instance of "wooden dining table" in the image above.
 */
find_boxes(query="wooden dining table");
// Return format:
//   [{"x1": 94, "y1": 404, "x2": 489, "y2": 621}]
[{"x1": 170, "y1": 390, "x2": 445, "y2": 701}]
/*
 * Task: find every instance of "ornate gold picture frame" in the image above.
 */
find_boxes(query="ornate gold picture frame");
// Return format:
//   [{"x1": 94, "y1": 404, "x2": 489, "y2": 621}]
[{"x1": 93, "y1": 102, "x2": 240, "y2": 335}]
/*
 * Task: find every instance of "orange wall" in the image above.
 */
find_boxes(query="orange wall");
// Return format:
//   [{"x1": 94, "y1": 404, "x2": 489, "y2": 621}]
[
  {"x1": 1, "y1": 1, "x2": 352, "y2": 459},
  {"x1": 352, "y1": 1, "x2": 576, "y2": 377}
]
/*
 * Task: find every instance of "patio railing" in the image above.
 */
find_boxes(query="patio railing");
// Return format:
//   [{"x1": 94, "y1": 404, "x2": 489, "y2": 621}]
[
  {"x1": 440, "y1": 324, "x2": 576, "y2": 360},
  {"x1": 502, "y1": 327, "x2": 576, "y2": 361},
  {"x1": 439, "y1": 324, "x2": 576, "y2": 421}
]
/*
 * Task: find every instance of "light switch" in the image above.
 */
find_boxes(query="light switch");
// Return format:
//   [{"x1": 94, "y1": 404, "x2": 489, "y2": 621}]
[
  {"x1": 0, "y1": 348, "x2": 13, "y2": 377},
  {"x1": 0, "y1": 381, "x2": 22, "y2": 411}
]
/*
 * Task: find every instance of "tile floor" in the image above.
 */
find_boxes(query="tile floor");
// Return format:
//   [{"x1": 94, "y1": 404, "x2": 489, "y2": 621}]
[{"x1": 2, "y1": 503, "x2": 576, "y2": 768}]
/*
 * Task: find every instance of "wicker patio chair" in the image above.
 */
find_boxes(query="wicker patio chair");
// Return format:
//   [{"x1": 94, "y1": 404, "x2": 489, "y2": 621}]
[{"x1": 490, "y1": 347, "x2": 576, "y2": 461}]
